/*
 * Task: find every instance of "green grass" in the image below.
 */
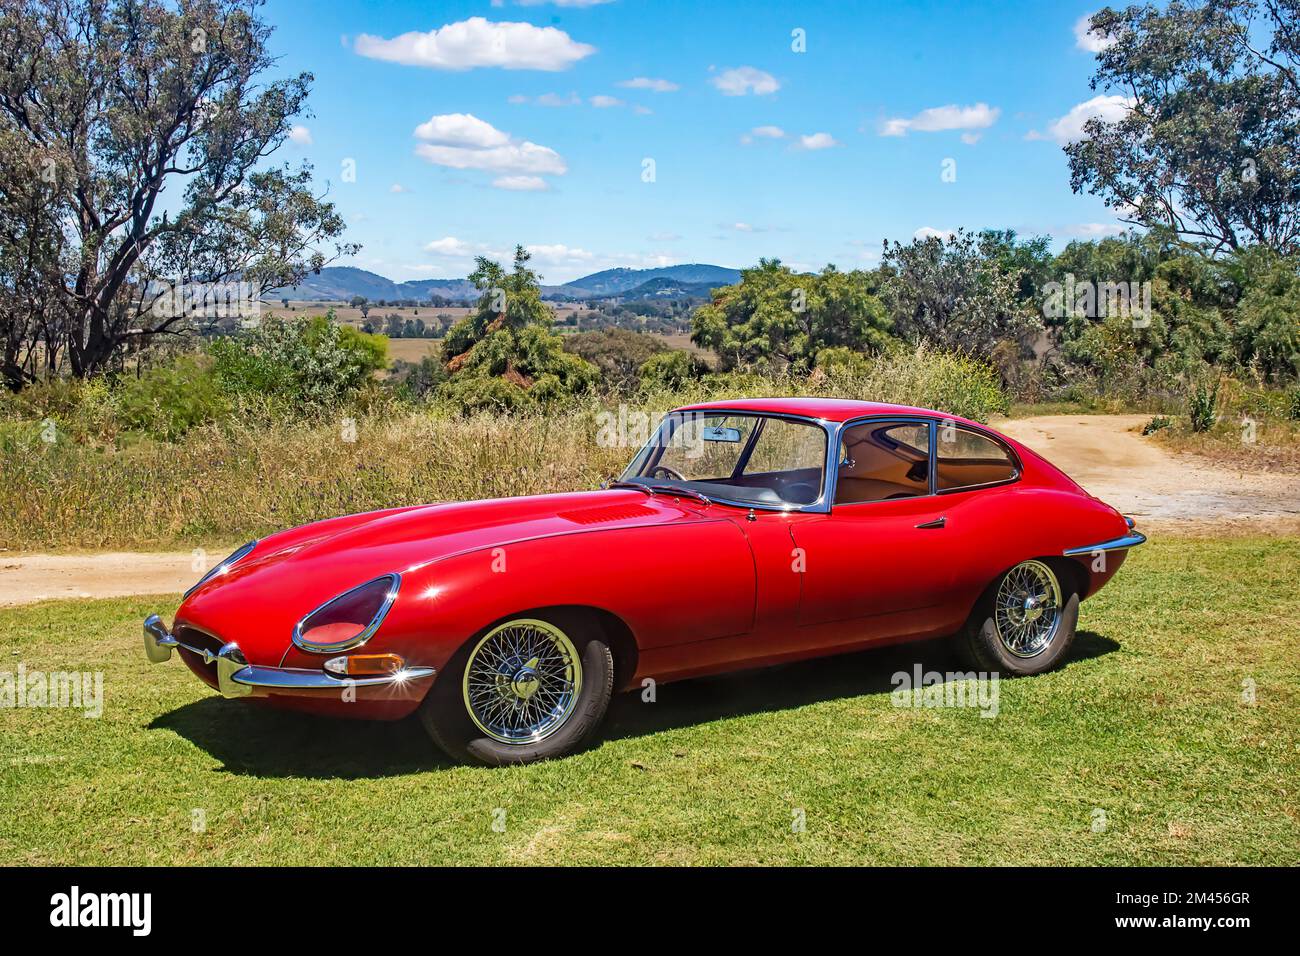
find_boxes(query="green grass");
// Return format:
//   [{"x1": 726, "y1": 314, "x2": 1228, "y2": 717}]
[{"x1": 1, "y1": 537, "x2": 1296, "y2": 865}]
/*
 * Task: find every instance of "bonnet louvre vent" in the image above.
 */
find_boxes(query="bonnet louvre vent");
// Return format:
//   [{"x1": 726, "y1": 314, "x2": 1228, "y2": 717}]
[{"x1": 557, "y1": 504, "x2": 657, "y2": 525}]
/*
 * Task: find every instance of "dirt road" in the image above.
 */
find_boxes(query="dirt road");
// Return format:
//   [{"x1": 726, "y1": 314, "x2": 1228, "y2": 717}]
[
  {"x1": 998, "y1": 415, "x2": 1300, "y2": 533},
  {"x1": 2, "y1": 415, "x2": 1296, "y2": 606}
]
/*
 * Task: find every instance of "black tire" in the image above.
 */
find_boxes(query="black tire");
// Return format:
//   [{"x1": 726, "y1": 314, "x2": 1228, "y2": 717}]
[
  {"x1": 419, "y1": 610, "x2": 614, "y2": 766},
  {"x1": 956, "y1": 559, "x2": 1080, "y2": 676}
]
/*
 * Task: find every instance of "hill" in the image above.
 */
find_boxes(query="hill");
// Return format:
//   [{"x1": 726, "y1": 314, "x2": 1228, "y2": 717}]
[{"x1": 270, "y1": 263, "x2": 739, "y2": 303}]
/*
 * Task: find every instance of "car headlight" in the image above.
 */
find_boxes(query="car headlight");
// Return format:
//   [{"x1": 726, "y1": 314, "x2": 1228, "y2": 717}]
[
  {"x1": 184, "y1": 540, "x2": 258, "y2": 598},
  {"x1": 292, "y1": 573, "x2": 401, "y2": 653}
]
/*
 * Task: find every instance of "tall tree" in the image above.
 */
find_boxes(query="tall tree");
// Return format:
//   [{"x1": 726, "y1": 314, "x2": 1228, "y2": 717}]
[
  {"x1": 1068, "y1": 0, "x2": 1300, "y2": 254},
  {"x1": 691, "y1": 259, "x2": 894, "y2": 371},
  {"x1": 880, "y1": 230, "x2": 1041, "y2": 357},
  {"x1": 0, "y1": 0, "x2": 355, "y2": 385}
]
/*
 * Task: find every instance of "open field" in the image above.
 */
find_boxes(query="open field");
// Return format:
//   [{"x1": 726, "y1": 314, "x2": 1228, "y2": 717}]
[{"x1": 0, "y1": 537, "x2": 1295, "y2": 865}]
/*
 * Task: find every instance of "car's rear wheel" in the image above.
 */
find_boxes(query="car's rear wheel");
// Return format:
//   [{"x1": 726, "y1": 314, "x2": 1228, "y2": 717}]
[
  {"x1": 957, "y1": 559, "x2": 1079, "y2": 676},
  {"x1": 419, "y1": 612, "x2": 613, "y2": 766}
]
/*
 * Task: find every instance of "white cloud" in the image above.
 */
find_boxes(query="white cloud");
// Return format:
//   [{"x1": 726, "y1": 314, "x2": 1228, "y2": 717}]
[
  {"x1": 712, "y1": 66, "x2": 780, "y2": 96},
  {"x1": 354, "y1": 17, "x2": 595, "y2": 71},
  {"x1": 504, "y1": 91, "x2": 577, "y2": 107},
  {"x1": 493, "y1": 175, "x2": 549, "y2": 191},
  {"x1": 914, "y1": 227, "x2": 955, "y2": 241},
  {"x1": 287, "y1": 125, "x2": 313, "y2": 145},
  {"x1": 880, "y1": 103, "x2": 1000, "y2": 137},
  {"x1": 1042, "y1": 94, "x2": 1133, "y2": 145},
  {"x1": 648, "y1": 231, "x2": 681, "y2": 242},
  {"x1": 390, "y1": 183, "x2": 408, "y2": 193},
  {"x1": 619, "y1": 77, "x2": 679, "y2": 93},
  {"x1": 1065, "y1": 222, "x2": 1125, "y2": 238},
  {"x1": 536, "y1": 92, "x2": 581, "y2": 107},
  {"x1": 741, "y1": 125, "x2": 785, "y2": 143},
  {"x1": 525, "y1": 243, "x2": 598, "y2": 265},
  {"x1": 414, "y1": 113, "x2": 509, "y2": 147},
  {"x1": 731, "y1": 222, "x2": 757, "y2": 232},
  {"x1": 424, "y1": 237, "x2": 481, "y2": 256},
  {"x1": 412, "y1": 114, "x2": 566, "y2": 176},
  {"x1": 1073, "y1": 12, "x2": 1116, "y2": 53},
  {"x1": 512, "y1": 0, "x2": 614, "y2": 6},
  {"x1": 589, "y1": 95, "x2": 624, "y2": 108},
  {"x1": 796, "y1": 132, "x2": 839, "y2": 150},
  {"x1": 416, "y1": 141, "x2": 566, "y2": 174},
  {"x1": 960, "y1": 131, "x2": 983, "y2": 145}
]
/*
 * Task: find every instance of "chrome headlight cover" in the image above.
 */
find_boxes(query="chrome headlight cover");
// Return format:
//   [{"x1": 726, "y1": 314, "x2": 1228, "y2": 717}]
[
  {"x1": 184, "y1": 540, "x2": 258, "y2": 599},
  {"x1": 291, "y1": 573, "x2": 401, "y2": 654}
]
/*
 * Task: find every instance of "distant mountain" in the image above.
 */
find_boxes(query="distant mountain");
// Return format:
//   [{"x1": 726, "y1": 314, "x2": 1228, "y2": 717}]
[
  {"x1": 564, "y1": 264, "x2": 741, "y2": 297},
  {"x1": 270, "y1": 263, "x2": 739, "y2": 303},
  {"x1": 618, "y1": 276, "x2": 724, "y2": 300}
]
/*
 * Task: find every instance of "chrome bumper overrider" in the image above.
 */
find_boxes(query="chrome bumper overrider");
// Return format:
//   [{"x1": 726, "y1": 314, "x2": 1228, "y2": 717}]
[
  {"x1": 143, "y1": 614, "x2": 434, "y2": 700},
  {"x1": 1062, "y1": 516, "x2": 1147, "y2": 557}
]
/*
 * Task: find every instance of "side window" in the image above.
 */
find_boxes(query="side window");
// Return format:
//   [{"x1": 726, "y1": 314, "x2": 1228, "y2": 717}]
[
  {"x1": 834, "y1": 421, "x2": 931, "y2": 504},
  {"x1": 935, "y1": 427, "x2": 1017, "y2": 491}
]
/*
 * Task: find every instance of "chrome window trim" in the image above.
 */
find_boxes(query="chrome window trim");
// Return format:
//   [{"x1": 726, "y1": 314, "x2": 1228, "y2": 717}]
[
  {"x1": 826, "y1": 415, "x2": 1023, "y2": 509},
  {"x1": 624, "y1": 409, "x2": 837, "y2": 514},
  {"x1": 291, "y1": 572, "x2": 402, "y2": 654},
  {"x1": 932, "y1": 422, "x2": 1023, "y2": 495}
]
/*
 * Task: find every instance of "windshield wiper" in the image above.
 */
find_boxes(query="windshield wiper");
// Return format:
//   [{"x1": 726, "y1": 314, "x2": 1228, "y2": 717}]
[
  {"x1": 646, "y1": 483, "x2": 711, "y2": 506},
  {"x1": 604, "y1": 480, "x2": 655, "y2": 496}
]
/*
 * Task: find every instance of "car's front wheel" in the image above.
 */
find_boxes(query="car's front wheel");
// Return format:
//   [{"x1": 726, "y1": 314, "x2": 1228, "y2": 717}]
[
  {"x1": 419, "y1": 612, "x2": 613, "y2": 766},
  {"x1": 957, "y1": 559, "x2": 1079, "y2": 676}
]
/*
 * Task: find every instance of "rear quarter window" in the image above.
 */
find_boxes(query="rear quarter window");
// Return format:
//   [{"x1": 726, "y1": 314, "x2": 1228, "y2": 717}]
[{"x1": 935, "y1": 427, "x2": 1018, "y2": 491}]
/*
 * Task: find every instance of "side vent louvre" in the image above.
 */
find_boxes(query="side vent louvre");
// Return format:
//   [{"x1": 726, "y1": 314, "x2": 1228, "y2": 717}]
[{"x1": 557, "y1": 504, "x2": 657, "y2": 525}]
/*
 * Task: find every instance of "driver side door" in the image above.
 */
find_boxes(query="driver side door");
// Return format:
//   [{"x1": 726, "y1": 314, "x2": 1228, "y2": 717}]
[{"x1": 791, "y1": 419, "x2": 955, "y2": 641}]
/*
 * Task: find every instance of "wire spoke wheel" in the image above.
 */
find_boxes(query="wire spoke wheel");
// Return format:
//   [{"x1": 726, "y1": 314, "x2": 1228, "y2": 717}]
[
  {"x1": 462, "y1": 619, "x2": 583, "y2": 745},
  {"x1": 993, "y1": 560, "x2": 1062, "y2": 659}
]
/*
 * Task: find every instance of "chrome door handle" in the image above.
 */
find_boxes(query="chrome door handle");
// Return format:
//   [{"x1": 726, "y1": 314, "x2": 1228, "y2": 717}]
[{"x1": 915, "y1": 516, "x2": 946, "y2": 529}]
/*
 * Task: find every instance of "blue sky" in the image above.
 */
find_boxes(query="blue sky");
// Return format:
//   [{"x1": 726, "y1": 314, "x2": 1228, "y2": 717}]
[{"x1": 262, "y1": 0, "x2": 1131, "y2": 283}]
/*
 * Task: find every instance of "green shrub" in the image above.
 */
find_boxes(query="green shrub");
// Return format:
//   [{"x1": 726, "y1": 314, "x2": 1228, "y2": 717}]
[
  {"x1": 116, "y1": 355, "x2": 229, "y2": 441},
  {"x1": 638, "y1": 350, "x2": 711, "y2": 390},
  {"x1": 436, "y1": 374, "x2": 534, "y2": 414},
  {"x1": 1142, "y1": 415, "x2": 1173, "y2": 435},
  {"x1": 1188, "y1": 380, "x2": 1220, "y2": 433},
  {"x1": 209, "y1": 314, "x2": 387, "y2": 409}
]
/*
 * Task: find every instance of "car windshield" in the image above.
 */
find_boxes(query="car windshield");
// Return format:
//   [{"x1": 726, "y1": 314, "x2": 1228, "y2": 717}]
[{"x1": 620, "y1": 412, "x2": 828, "y2": 508}]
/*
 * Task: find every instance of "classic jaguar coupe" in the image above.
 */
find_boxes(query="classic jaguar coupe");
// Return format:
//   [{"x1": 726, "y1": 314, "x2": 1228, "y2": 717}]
[{"x1": 143, "y1": 398, "x2": 1145, "y2": 764}]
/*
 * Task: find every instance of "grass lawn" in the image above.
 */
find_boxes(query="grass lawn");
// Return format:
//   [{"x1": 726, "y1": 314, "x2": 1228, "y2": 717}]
[{"x1": 1, "y1": 537, "x2": 1296, "y2": 865}]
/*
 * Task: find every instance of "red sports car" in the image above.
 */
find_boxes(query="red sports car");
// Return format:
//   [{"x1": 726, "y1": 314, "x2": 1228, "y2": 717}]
[{"x1": 143, "y1": 398, "x2": 1145, "y2": 765}]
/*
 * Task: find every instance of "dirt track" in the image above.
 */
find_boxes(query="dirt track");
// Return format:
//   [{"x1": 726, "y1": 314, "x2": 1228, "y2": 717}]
[
  {"x1": 997, "y1": 415, "x2": 1300, "y2": 533},
  {"x1": 2, "y1": 415, "x2": 1297, "y2": 607}
]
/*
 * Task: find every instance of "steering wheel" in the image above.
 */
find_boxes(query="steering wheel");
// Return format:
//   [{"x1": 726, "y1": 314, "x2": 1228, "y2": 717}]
[
  {"x1": 649, "y1": 465, "x2": 685, "y2": 481},
  {"x1": 782, "y1": 482, "x2": 819, "y2": 505}
]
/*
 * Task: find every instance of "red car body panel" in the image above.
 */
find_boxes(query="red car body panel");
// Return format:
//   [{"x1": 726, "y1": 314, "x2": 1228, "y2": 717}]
[{"x1": 161, "y1": 399, "x2": 1135, "y2": 720}]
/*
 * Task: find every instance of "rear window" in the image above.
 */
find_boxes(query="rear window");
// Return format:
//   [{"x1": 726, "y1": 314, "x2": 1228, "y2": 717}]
[{"x1": 935, "y1": 427, "x2": 1017, "y2": 491}]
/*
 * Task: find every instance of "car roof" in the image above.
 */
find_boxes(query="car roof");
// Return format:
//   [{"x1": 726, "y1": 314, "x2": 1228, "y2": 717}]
[{"x1": 672, "y1": 397, "x2": 983, "y2": 428}]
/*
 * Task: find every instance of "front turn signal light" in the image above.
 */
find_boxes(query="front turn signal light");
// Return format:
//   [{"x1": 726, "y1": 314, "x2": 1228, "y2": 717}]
[{"x1": 323, "y1": 653, "x2": 406, "y2": 677}]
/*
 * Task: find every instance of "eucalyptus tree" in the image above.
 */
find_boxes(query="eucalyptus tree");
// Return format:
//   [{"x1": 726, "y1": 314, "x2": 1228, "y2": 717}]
[
  {"x1": 1069, "y1": 1, "x2": 1300, "y2": 255},
  {"x1": 0, "y1": 0, "x2": 354, "y2": 384}
]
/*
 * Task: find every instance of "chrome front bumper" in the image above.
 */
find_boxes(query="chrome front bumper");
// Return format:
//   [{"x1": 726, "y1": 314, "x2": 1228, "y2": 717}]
[
  {"x1": 143, "y1": 614, "x2": 435, "y2": 700},
  {"x1": 1062, "y1": 516, "x2": 1148, "y2": 557}
]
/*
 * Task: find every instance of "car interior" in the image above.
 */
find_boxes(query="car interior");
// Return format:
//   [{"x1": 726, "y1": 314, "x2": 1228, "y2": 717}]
[
  {"x1": 835, "y1": 422, "x2": 932, "y2": 503},
  {"x1": 834, "y1": 421, "x2": 1019, "y2": 503}
]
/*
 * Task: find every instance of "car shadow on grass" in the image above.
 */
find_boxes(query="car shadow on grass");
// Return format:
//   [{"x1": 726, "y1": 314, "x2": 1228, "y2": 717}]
[
  {"x1": 148, "y1": 630, "x2": 1117, "y2": 777},
  {"x1": 602, "y1": 630, "x2": 1119, "y2": 743}
]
